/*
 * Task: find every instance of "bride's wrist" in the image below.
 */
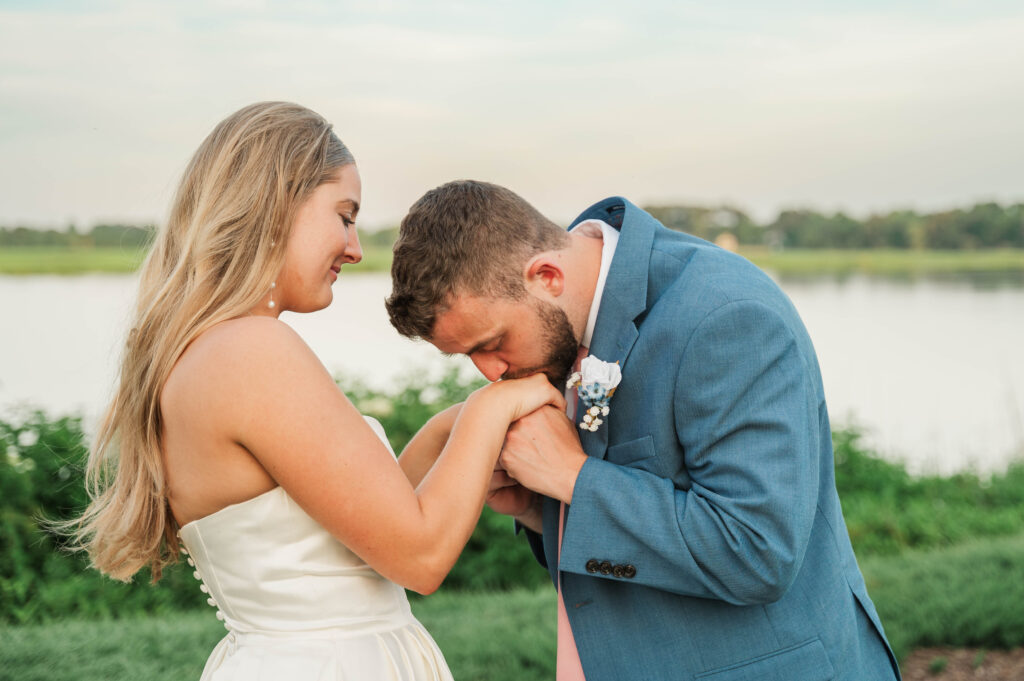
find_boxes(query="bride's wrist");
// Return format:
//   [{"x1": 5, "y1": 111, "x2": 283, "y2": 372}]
[{"x1": 467, "y1": 381, "x2": 509, "y2": 421}]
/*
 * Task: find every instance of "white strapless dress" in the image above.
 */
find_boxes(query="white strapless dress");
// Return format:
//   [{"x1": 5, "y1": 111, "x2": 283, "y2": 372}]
[{"x1": 177, "y1": 418, "x2": 453, "y2": 681}]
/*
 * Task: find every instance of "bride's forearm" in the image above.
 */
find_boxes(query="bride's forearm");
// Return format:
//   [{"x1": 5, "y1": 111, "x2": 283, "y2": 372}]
[
  {"x1": 388, "y1": 377, "x2": 561, "y2": 594},
  {"x1": 397, "y1": 403, "x2": 463, "y2": 488},
  {"x1": 402, "y1": 384, "x2": 530, "y2": 592}
]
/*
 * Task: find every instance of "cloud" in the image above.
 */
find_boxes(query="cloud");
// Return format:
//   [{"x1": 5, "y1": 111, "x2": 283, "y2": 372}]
[{"x1": 1, "y1": 1, "x2": 1022, "y2": 226}]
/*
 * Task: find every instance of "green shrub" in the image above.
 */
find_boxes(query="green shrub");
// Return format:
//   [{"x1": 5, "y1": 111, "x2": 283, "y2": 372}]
[
  {"x1": 0, "y1": 411, "x2": 206, "y2": 623},
  {"x1": 834, "y1": 429, "x2": 1024, "y2": 556},
  {"x1": 0, "y1": 369, "x2": 546, "y2": 624},
  {"x1": 862, "y1": 533, "x2": 1024, "y2": 660},
  {"x1": 4, "y1": 373, "x2": 1024, "y2": 624}
]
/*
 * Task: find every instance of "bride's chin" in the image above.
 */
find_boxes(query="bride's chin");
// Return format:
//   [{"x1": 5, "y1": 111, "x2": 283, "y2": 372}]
[
  {"x1": 291, "y1": 293, "x2": 333, "y2": 314},
  {"x1": 315, "y1": 291, "x2": 334, "y2": 311}
]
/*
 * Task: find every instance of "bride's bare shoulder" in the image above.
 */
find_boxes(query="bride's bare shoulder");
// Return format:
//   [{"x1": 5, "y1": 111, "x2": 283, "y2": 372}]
[
  {"x1": 192, "y1": 316, "x2": 307, "y2": 355},
  {"x1": 165, "y1": 317, "x2": 324, "y2": 401}
]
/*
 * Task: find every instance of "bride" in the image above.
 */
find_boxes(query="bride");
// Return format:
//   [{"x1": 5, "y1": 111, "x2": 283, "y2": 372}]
[{"x1": 70, "y1": 101, "x2": 563, "y2": 680}]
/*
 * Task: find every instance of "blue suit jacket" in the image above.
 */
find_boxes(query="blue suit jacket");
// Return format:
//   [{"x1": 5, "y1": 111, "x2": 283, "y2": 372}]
[{"x1": 524, "y1": 198, "x2": 901, "y2": 680}]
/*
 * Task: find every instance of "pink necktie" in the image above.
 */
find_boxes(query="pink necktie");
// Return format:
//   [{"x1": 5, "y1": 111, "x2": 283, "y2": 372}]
[{"x1": 556, "y1": 347, "x2": 589, "y2": 681}]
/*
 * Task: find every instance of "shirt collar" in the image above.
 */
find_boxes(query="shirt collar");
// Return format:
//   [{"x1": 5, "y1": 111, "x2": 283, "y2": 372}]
[{"x1": 569, "y1": 218, "x2": 619, "y2": 349}]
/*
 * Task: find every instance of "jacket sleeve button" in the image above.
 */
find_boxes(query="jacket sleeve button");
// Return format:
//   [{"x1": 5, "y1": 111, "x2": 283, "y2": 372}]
[
  {"x1": 612, "y1": 564, "x2": 625, "y2": 578},
  {"x1": 585, "y1": 559, "x2": 600, "y2": 573},
  {"x1": 599, "y1": 561, "x2": 613, "y2": 575},
  {"x1": 623, "y1": 564, "x2": 636, "y2": 578}
]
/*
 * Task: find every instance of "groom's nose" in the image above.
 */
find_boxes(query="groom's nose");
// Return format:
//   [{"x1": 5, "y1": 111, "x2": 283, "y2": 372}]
[{"x1": 470, "y1": 353, "x2": 507, "y2": 382}]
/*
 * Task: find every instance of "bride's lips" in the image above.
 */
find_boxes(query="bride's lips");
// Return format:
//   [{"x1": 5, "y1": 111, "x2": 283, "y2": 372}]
[{"x1": 329, "y1": 264, "x2": 340, "y2": 281}]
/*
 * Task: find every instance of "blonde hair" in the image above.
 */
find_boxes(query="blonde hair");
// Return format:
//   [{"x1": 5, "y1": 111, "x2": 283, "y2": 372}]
[{"x1": 69, "y1": 101, "x2": 354, "y2": 581}]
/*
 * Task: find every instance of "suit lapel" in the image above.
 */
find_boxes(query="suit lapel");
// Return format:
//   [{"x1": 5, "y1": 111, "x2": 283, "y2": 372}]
[
  {"x1": 569, "y1": 198, "x2": 656, "y2": 460},
  {"x1": 543, "y1": 197, "x2": 659, "y2": 571}
]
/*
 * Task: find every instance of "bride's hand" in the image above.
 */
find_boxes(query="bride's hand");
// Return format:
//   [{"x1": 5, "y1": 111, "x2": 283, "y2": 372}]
[
  {"x1": 474, "y1": 373, "x2": 565, "y2": 423},
  {"x1": 486, "y1": 466, "x2": 536, "y2": 516}
]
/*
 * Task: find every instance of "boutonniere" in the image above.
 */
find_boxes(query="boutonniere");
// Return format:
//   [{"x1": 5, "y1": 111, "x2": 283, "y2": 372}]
[{"x1": 566, "y1": 355, "x2": 622, "y2": 432}]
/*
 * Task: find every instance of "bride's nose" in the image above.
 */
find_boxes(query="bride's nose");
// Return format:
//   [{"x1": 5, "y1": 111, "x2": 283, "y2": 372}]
[{"x1": 343, "y1": 228, "x2": 362, "y2": 264}]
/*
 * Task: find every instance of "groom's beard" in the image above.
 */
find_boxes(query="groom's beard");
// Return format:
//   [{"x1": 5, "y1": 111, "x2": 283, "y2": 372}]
[{"x1": 502, "y1": 298, "x2": 579, "y2": 388}]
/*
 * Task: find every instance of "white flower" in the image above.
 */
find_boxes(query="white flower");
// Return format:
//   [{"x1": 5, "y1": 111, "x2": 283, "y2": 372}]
[
  {"x1": 569, "y1": 355, "x2": 622, "y2": 433},
  {"x1": 357, "y1": 397, "x2": 394, "y2": 417},
  {"x1": 578, "y1": 356, "x2": 622, "y2": 393},
  {"x1": 18, "y1": 429, "x2": 39, "y2": 448}
]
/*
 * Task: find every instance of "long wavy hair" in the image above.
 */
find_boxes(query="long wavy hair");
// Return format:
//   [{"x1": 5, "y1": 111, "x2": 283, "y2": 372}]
[{"x1": 67, "y1": 102, "x2": 354, "y2": 581}]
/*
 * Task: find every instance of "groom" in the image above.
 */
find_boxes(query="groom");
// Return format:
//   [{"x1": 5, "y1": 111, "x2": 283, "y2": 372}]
[{"x1": 386, "y1": 181, "x2": 901, "y2": 680}]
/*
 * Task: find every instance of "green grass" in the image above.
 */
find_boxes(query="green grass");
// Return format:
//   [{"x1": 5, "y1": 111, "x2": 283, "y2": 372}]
[
  {"x1": 0, "y1": 612, "x2": 223, "y2": 681},
  {"x1": 353, "y1": 243, "x2": 394, "y2": 272},
  {"x1": 0, "y1": 245, "x2": 394, "y2": 276},
  {"x1": 411, "y1": 588, "x2": 556, "y2": 680},
  {"x1": 5, "y1": 244, "x2": 1024, "y2": 276},
  {"x1": 0, "y1": 247, "x2": 148, "y2": 274},
  {"x1": 740, "y1": 247, "x2": 1024, "y2": 277},
  {"x1": 0, "y1": 587, "x2": 555, "y2": 681},
  {"x1": 4, "y1": 533, "x2": 1024, "y2": 679}
]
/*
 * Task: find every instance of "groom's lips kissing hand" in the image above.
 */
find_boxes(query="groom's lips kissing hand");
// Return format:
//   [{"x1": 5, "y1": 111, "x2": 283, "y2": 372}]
[{"x1": 502, "y1": 367, "x2": 569, "y2": 390}]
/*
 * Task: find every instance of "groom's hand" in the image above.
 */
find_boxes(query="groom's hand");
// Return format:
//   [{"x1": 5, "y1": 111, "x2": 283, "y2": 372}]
[{"x1": 499, "y1": 405, "x2": 587, "y2": 505}]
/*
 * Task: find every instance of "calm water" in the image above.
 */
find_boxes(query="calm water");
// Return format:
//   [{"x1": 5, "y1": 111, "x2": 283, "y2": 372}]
[{"x1": 3, "y1": 272, "x2": 1023, "y2": 475}]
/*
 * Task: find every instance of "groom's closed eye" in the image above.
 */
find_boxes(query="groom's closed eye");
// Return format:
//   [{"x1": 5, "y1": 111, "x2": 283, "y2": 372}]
[{"x1": 467, "y1": 336, "x2": 502, "y2": 357}]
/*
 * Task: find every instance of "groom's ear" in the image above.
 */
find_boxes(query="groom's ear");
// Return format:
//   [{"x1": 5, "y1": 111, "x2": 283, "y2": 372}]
[{"x1": 523, "y1": 253, "x2": 566, "y2": 299}]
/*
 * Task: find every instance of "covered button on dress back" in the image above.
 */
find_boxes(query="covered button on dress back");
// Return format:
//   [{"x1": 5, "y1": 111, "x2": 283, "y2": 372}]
[{"x1": 176, "y1": 416, "x2": 453, "y2": 681}]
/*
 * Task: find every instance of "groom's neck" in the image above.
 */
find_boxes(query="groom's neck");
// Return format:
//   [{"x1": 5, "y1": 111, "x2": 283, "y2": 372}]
[{"x1": 562, "y1": 231, "x2": 605, "y2": 344}]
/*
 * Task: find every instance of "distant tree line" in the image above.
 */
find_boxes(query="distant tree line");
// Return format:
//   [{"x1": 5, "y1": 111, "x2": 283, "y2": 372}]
[
  {"x1": 0, "y1": 223, "x2": 155, "y2": 249},
  {"x1": 645, "y1": 201, "x2": 1024, "y2": 249},
  {"x1": 3, "y1": 201, "x2": 1023, "y2": 250}
]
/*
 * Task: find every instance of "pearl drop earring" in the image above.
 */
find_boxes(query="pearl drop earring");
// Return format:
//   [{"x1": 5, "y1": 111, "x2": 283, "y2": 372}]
[{"x1": 268, "y1": 240, "x2": 278, "y2": 309}]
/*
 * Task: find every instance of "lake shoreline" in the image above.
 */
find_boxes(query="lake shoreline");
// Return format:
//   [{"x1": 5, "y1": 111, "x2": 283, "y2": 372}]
[
  {"x1": 3, "y1": 245, "x2": 1024, "y2": 276},
  {"x1": 4, "y1": 266, "x2": 1023, "y2": 475}
]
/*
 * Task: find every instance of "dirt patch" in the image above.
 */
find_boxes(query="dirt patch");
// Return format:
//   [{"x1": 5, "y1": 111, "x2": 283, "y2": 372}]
[{"x1": 901, "y1": 648, "x2": 1024, "y2": 680}]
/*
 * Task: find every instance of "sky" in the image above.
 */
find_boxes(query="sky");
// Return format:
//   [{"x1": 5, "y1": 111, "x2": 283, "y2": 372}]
[{"x1": 1, "y1": 0, "x2": 1023, "y2": 230}]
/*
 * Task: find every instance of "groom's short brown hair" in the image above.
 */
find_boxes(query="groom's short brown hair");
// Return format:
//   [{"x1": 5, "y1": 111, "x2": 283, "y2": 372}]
[{"x1": 386, "y1": 180, "x2": 569, "y2": 340}]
